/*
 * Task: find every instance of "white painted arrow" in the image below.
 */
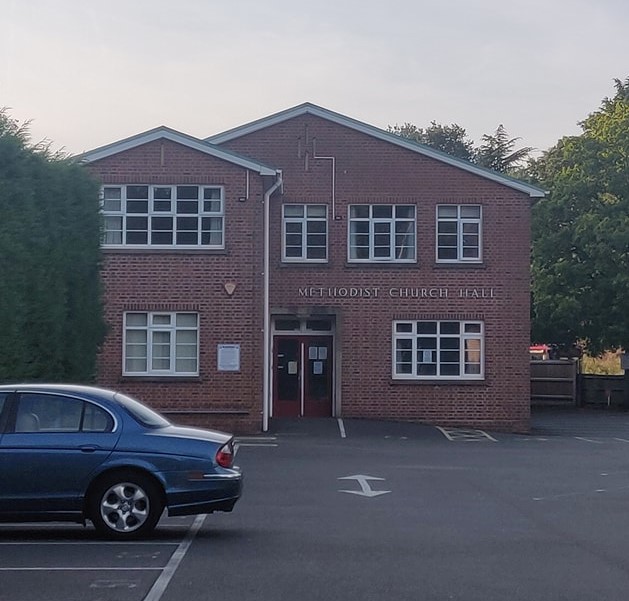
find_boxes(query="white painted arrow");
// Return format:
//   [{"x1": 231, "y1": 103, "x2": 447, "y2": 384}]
[{"x1": 338, "y1": 474, "x2": 391, "y2": 497}]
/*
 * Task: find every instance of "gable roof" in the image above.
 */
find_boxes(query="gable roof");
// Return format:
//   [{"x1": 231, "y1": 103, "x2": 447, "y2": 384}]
[
  {"x1": 207, "y1": 102, "x2": 545, "y2": 198},
  {"x1": 79, "y1": 126, "x2": 279, "y2": 176}
]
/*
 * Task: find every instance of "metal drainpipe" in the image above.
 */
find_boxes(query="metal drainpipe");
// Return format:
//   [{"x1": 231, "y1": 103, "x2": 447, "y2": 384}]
[{"x1": 262, "y1": 171, "x2": 283, "y2": 432}]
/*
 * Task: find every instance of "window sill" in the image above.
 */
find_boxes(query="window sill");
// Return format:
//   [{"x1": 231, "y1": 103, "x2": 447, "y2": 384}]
[
  {"x1": 432, "y1": 262, "x2": 485, "y2": 269},
  {"x1": 390, "y1": 379, "x2": 487, "y2": 386},
  {"x1": 103, "y1": 248, "x2": 227, "y2": 256},
  {"x1": 119, "y1": 376, "x2": 201, "y2": 383},
  {"x1": 344, "y1": 262, "x2": 418, "y2": 269},
  {"x1": 278, "y1": 261, "x2": 330, "y2": 268}
]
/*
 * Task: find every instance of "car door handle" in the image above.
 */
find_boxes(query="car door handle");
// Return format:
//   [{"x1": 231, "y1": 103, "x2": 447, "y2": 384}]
[{"x1": 80, "y1": 445, "x2": 99, "y2": 453}]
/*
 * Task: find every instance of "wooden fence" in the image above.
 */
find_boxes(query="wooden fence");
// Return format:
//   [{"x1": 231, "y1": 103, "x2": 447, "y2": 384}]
[
  {"x1": 531, "y1": 360, "x2": 578, "y2": 406},
  {"x1": 580, "y1": 374, "x2": 625, "y2": 408},
  {"x1": 530, "y1": 361, "x2": 626, "y2": 408}
]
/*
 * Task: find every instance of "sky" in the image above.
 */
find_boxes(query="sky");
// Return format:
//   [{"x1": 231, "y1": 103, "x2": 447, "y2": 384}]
[{"x1": 2, "y1": 0, "x2": 629, "y2": 157}]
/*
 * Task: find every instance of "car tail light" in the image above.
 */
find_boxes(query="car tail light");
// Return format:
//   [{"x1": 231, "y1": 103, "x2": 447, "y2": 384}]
[{"x1": 216, "y1": 442, "x2": 234, "y2": 468}]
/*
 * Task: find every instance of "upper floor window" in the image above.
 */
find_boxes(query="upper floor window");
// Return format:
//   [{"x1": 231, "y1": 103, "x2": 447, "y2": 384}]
[
  {"x1": 393, "y1": 320, "x2": 484, "y2": 380},
  {"x1": 124, "y1": 312, "x2": 199, "y2": 376},
  {"x1": 282, "y1": 204, "x2": 327, "y2": 262},
  {"x1": 349, "y1": 205, "x2": 416, "y2": 262},
  {"x1": 101, "y1": 185, "x2": 224, "y2": 248},
  {"x1": 436, "y1": 205, "x2": 482, "y2": 262}
]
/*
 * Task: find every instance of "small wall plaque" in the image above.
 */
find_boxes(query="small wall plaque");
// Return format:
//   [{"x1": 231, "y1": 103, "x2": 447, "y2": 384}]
[{"x1": 218, "y1": 344, "x2": 240, "y2": 372}]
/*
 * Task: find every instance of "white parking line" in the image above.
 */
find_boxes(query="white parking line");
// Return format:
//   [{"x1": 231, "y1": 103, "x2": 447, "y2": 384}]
[
  {"x1": 0, "y1": 513, "x2": 205, "y2": 601},
  {"x1": 337, "y1": 418, "x2": 346, "y2": 438},
  {"x1": 235, "y1": 443, "x2": 278, "y2": 447},
  {"x1": 436, "y1": 426, "x2": 497, "y2": 442},
  {"x1": 575, "y1": 437, "x2": 603, "y2": 444},
  {"x1": 0, "y1": 541, "x2": 178, "y2": 546},
  {"x1": 143, "y1": 513, "x2": 206, "y2": 601},
  {"x1": 533, "y1": 483, "x2": 629, "y2": 501},
  {"x1": 0, "y1": 567, "x2": 161, "y2": 571},
  {"x1": 234, "y1": 443, "x2": 278, "y2": 456},
  {"x1": 234, "y1": 436, "x2": 278, "y2": 455}
]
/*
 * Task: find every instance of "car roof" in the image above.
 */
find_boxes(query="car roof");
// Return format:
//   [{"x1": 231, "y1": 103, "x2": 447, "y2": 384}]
[{"x1": 0, "y1": 383, "x2": 118, "y2": 400}]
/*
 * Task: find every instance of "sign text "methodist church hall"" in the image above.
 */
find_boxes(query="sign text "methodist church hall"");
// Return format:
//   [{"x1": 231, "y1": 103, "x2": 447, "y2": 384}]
[{"x1": 298, "y1": 287, "x2": 496, "y2": 299}]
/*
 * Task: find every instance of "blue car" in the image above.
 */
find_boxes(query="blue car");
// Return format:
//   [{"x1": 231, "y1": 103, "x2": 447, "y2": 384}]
[{"x1": 0, "y1": 384, "x2": 242, "y2": 539}]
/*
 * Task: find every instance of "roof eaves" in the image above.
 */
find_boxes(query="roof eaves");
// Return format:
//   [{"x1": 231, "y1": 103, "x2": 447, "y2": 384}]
[
  {"x1": 78, "y1": 126, "x2": 278, "y2": 176},
  {"x1": 207, "y1": 103, "x2": 545, "y2": 198},
  {"x1": 206, "y1": 103, "x2": 316, "y2": 145}
]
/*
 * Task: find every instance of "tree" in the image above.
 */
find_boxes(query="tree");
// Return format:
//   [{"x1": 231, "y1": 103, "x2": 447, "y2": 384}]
[
  {"x1": 0, "y1": 109, "x2": 105, "y2": 381},
  {"x1": 388, "y1": 121, "x2": 475, "y2": 161},
  {"x1": 475, "y1": 124, "x2": 533, "y2": 173},
  {"x1": 530, "y1": 78, "x2": 629, "y2": 354},
  {"x1": 389, "y1": 120, "x2": 530, "y2": 171}
]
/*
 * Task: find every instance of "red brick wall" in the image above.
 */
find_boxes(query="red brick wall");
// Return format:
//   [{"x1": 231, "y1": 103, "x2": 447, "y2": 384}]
[
  {"x1": 219, "y1": 115, "x2": 531, "y2": 432},
  {"x1": 87, "y1": 114, "x2": 532, "y2": 434},
  {"x1": 87, "y1": 139, "x2": 266, "y2": 434}
]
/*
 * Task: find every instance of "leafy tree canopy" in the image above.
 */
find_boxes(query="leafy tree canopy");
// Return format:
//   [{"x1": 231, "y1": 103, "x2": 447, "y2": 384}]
[
  {"x1": 0, "y1": 109, "x2": 105, "y2": 382},
  {"x1": 388, "y1": 121, "x2": 475, "y2": 162},
  {"x1": 530, "y1": 77, "x2": 629, "y2": 354},
  {"x1": 388, "y1": 120, "x2": 531, "y2": 173},
  {"x1": 475, "y1": 124, "x2": 533, "y2": 173}
]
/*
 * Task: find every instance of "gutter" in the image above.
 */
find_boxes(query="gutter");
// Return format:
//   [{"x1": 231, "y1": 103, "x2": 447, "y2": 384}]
[{"x1": 262, "y1": 170, "x2": 283, "y2": 432}]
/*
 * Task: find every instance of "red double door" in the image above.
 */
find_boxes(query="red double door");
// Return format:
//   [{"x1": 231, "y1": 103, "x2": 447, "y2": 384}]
[{"x1": 273, "y1": 336, "x2": 333, "y2": 417}]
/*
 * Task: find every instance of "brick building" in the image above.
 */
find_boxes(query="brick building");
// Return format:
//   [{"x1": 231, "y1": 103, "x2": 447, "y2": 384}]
[{"x1": 82, "y1": 103, "x2": 544, "y2": 434}]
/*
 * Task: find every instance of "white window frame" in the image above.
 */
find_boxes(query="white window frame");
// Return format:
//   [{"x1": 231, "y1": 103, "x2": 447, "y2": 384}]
[
  {"x1": 101, "y1": 185, "x2": 224, "y2": 249},
  {"x1": 123, "y1": 312, "x2": 199, "y2": 376},
  {"x1": 348, "y1": 205, "x2": 416, "y2": 262},
  {"x1": 392, "y1": 320, "x2": 484, "y2": 380},
  {"x1": 282, "y1": 204, "x2": 328, "y2": 262},
  {"x1": 436, "y1": 205, "x2": 482, "y2": 263}
]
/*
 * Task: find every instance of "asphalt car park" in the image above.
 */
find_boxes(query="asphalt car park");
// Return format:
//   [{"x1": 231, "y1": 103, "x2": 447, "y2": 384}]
[
  {"x1": 0, "y1": 516, "x2": 199, "y2": 601},
  {"x1": 3, "y1": 409, "x2": 629, "y2": 601}
]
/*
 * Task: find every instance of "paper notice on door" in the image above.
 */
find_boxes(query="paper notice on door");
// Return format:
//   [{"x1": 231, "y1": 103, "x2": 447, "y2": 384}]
[
  {"x1": 308, "y1": 346, "x2": 318, "y2": 360},
  {"x1": 318, "y1": 347, "x2": 327, "y2": 360},
  {"x1": 288, "y1": 361, "x2": 298, "y2": 375},
  {"x1": 313, "y1": 361, "x2": 323, "y2": 375}
]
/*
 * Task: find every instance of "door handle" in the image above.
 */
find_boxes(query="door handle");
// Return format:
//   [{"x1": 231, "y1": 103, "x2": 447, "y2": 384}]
[{"x1": 80, "y1": 445, "x2": 99, "y2": 453}]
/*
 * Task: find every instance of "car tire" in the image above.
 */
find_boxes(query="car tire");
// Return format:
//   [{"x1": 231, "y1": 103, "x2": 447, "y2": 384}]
[{"x1": 89, "y1": 471, "x2": 164, "y2": 540}]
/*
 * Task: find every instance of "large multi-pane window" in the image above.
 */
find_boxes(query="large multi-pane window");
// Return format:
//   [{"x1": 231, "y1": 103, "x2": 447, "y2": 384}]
[
  {"x1": 393, "y1": 320, "x2": 484, "y2": 379},
  {"x1": 102, "y1": 185, "x2": 224, "y2": 248},
  {"x1": 282, "y1": 204, "x2": 327, "y2": 261},
  {"x1": 124, "y1": 312, "x2": 199, "y2": 376},
  {"x1": 349, "y1": 205, "x2": 415, "y2": 262},
  {"x1": 436, "y1": 205, "x2": 482, "y2": 262}
]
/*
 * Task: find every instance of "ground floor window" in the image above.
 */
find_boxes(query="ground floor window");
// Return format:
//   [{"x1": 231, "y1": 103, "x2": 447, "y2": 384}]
[
  {"x1": 123, "y1": 312, "x2": 199, "y2": 376},
  {"x1": 393, "y1": 320, "x2": 483, "y2": 379}
]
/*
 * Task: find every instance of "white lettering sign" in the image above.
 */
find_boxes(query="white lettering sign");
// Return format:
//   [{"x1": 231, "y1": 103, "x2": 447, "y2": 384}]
[
  {"x1": 389, "y1": 287, "x2": 448, "y2": 298},
  {"x1": 297, "y1": 286, "x2": 495, "y2": 300},
  {"x1": 299, "y1": 287, "x2": 380, "y2": 298}
]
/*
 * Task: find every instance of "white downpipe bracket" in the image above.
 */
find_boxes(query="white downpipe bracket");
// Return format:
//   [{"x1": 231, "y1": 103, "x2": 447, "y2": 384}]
[{"x1": 262, "y1": 171, "x2": 283, "y2": 432}]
